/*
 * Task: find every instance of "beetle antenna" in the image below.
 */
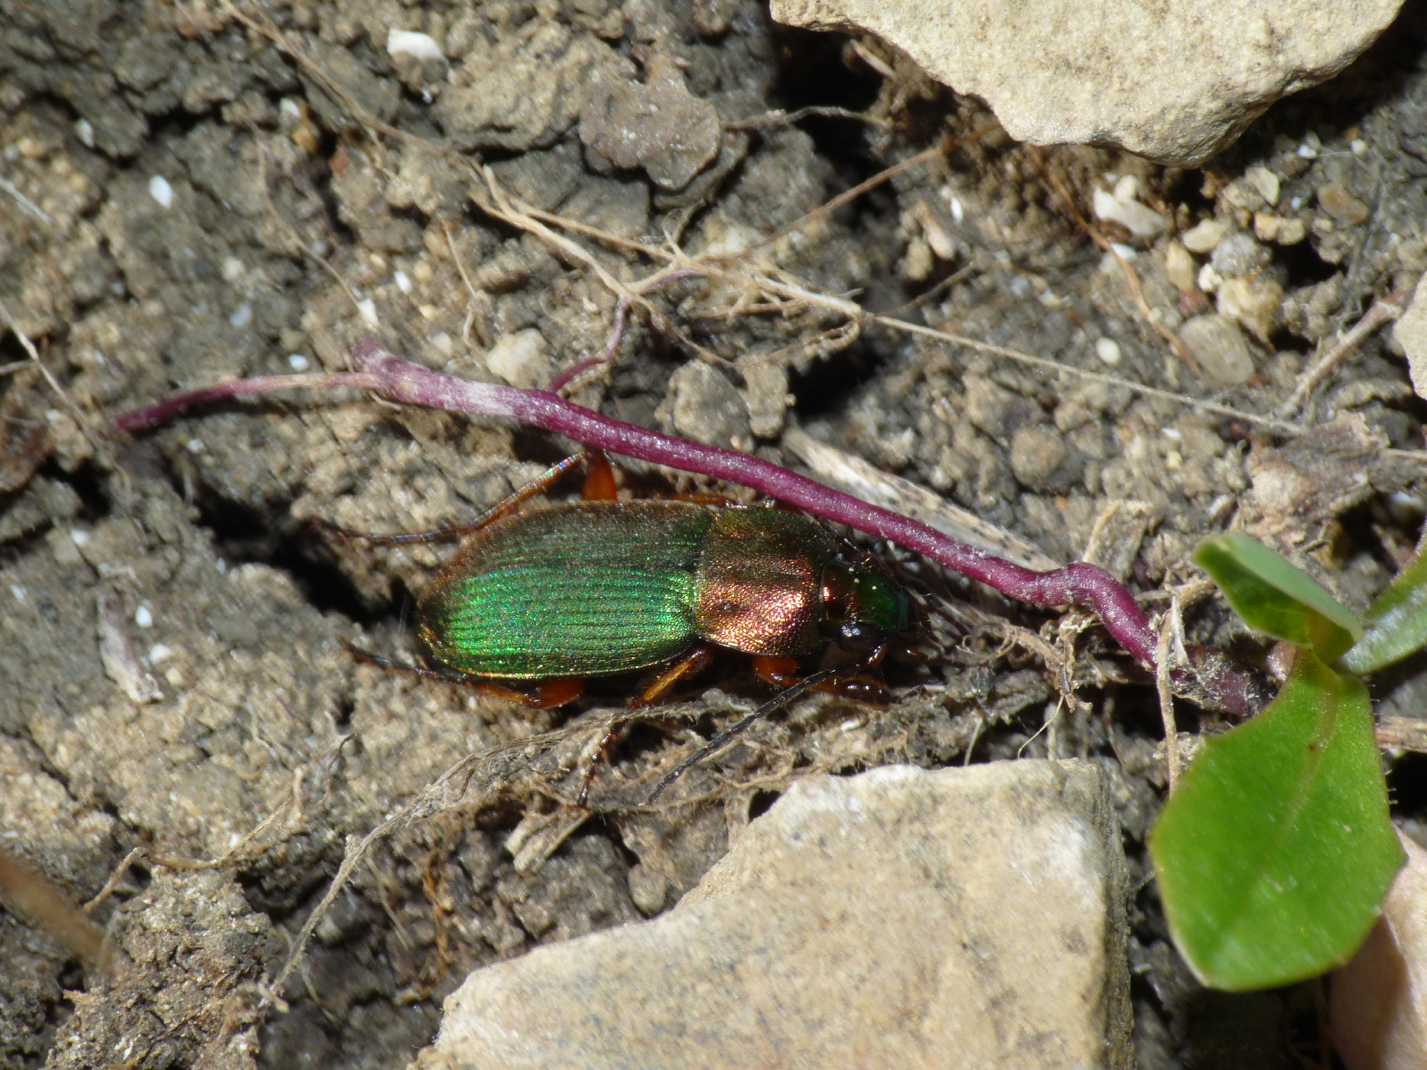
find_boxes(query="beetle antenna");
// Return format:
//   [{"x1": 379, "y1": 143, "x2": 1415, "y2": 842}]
[{"x1": 645, "y1": 666, "x2": 842, "y2": 803}]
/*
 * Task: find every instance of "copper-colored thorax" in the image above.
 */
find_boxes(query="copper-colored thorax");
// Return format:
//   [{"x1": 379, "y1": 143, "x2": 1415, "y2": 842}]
[{"x1": 693, "y1": 508, "x2": 836, "y2": 656}]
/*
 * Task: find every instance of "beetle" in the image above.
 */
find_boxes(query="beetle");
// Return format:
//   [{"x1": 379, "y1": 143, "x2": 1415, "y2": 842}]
[{"x1": 336, "y1": 449, "x2": 911, "y2": 796}]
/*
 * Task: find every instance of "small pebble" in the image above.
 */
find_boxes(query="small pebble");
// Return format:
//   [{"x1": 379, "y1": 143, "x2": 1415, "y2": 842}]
[
  {"x1": 1009, "y1": 426, "x2": 1069, "y2": 490},
  {"x1": 1217, "y1": 276, "x2": 1283, "y2": 344},
  {"x1": 135, "y1": 604, "x2": 153, "y2": 628},
  {"x1": 1209, "y1": 231, "x2": 1267, "y2": 277},
  {"x1": 1180, "y1": 314, "x2": 1255, "y2": 387},
  {"x1": 1164, "y1": 241, "x2": 1197, "y2": 292},
  {"x1": 148, "y1": 643, "x2": 172, "y2": 665},
  {"x1": 1092, "y1": 176, "x2": 1165, "y2": 238},
  {"x1": 1245, "y1": 165, "x2": 1280, "y2": 206},
  {"x1": 74, "y1": 119, "x2": 94, "y2": 148},
  {"x1": 1317, "y1": 183, "x2": 1369, "y2": 225},
  {"x1": 228, "y1": 302, "x2": 253, "y2": 328},
  {"x1": 486, "y1": 328, "x2": 551, "y2": 389},
  {"x1": 288, "y1": 354, "x2": 309, "y2": 371},
  {"x1": 70, "y1": 528, "x2": 90, "y2": 546},
  {"x1": 1252, "y1": 212, "x2": 1281, "y2": 243},
  {"x1": 1276, "y1": 217, "x2": 1307, "y2": 244},
  {"x1": 357, "y1": 297, "x2": 379, "y2": 326},
  {"x1": 386, "y1": 28, "x2": 443, "y2": 62},
  {"x1": 1181, "y1": 219, "x2": 1229, "y2": 254},
  {"x1": 1094, "y1": 337, "x2": 1122, "y2": 365},
  {"x1": 394, "y1": 269, "x2": 412, "y2": 293},
  {"x1": 148, "y1": 175, "x2": 174, "y2": 208}
]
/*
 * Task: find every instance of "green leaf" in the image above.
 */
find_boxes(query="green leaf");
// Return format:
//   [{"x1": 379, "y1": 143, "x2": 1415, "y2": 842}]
[
  {"x1": 1150, "y1": 654, "x2": 1403, "y2": 991},
  {"x1": 1342, "y1": 544, "x2": 1427, "y2": 674},
  {"x1": 1194, "y1": 534, "x2": 1361, "y2": 661}
]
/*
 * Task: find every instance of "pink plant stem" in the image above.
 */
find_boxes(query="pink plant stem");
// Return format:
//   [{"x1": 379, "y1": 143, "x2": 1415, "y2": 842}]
[
  {"x1": 117, "y1": 338, "x2": 1261, "y2": 713},
  {"x1": 343, "y1": 341, "x2": 1158, "y2": 661}
]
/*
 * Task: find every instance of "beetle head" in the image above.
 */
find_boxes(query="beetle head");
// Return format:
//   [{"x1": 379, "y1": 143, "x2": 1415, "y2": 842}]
[{"x1": 818, "y1": 565, "x2": 910, "y2": 654}]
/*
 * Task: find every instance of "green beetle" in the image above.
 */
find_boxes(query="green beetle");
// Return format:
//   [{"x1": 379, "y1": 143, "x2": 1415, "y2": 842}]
[
  {"x1": 416, "y1": 497, "x2": 910, "y2": 706},
  {"x1": 335, "y1": 452, "x2": 910, "y2": 799}
]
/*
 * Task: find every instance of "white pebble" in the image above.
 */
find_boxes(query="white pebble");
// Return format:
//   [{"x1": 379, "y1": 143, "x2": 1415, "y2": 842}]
[
  {"x1": 222, "y1": 256, "x2": 245, "y2": 281},
  {"x1": 74, "y1": 119, "x2": 94, "y2": 148},
  {"x1": 386, "y1": 28, "x2": 443, "y2": 62},
  {"x1": 148, "y1": 174, "x2": 174, "y2": 208},
  {"x1": 279, "y1": 98, "x2": 302, "y2": 122},
  {"x1": 71, "y1": 528, "x2": 90, "y2": 546},
  {"x1": 288, "y1": 353, "x2": 310, "y2": 371},
  {"x1": 9, "y1": 584, "x2": 26, "y2": 602},
  {"x1": 357, "y1": 297, "x2": 379, "y2": 326},
  {"x1": 185, "y1": 438, "x2": 204, "y2": 454},
  {"x1": 1095, "y1": 337, "x2": 1122, "y2": 365},
  {"x1": 147, "y1": 643, "x2": 172, "y2": 665},
  {"x1": 394, "y1": 269, "x2": 412, "y2": 294},
  {"x1": 228, "y1": 302, "x2": 253, "y2": 328},
  {"x1": 1351, "y1": 138, "x2": 1367, "y2": 156},
  {"x1": 135, "y1": 604, "x2": 153, "y2": 628}
]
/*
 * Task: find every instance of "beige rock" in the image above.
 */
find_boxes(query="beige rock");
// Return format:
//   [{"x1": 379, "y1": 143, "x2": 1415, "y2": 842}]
[
  {"x1": 770, "y1": 0, "x2": 1402, "y2": 165},
  {"x1": 1393, "y1": 274, "x2": 1427, "y2": 402},
  {"x1": 1331, "y1": 834, "x2": 1427, "y2": 1070},
  {"x1": 414, "y1": 762, "x2": 1133, "y2": 1070}
]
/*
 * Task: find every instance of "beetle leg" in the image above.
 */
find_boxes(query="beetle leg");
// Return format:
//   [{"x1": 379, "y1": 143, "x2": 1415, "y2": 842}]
[
  {"x1": 520, "y1": 677, "x2": 587, "y2": 709},
  {"x1": 571, "y1": 646, "x2": 716, "y2": 806},
  {"x1": 581, "y1": 449, "x2": 618, "y2": 502},
  {"x1": 669, "y1": 492, "x2": 740, "y2": 506},
  {"x1": 345, "y1": 641, "x2": 585, "y2": 707},
  {"x1": 630, "y1": 645, "x2": 716, "y2": 708},
  {"x1": 753, "y1": 653, "x2": 889, "y2": 702},
  {"x1": 751, "y1": 654, "x2": 801, "y2": 689}
]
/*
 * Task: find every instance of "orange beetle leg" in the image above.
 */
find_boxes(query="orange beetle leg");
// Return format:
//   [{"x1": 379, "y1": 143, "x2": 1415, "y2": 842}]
[
  {"x1": 752, "y1": 654, "x2": 801, "y2": 690},
  {"x1": 753, "y1": 654, "x2": 888, "y2": 703},
  {"x1": 491, "y1": 676, "x2": 586, "y2": 710},
  {"x1": 581, "y1": 449, "x2": 618, "y2": 502},
  {"x1": 630, "y1": 646, "x2": 716, "y2": 709},
  {"x1": 345, "y1": 642, "x2": 586, "y2": 708}
]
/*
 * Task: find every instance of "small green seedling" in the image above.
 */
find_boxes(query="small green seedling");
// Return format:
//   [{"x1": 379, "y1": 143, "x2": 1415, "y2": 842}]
[{"x1": 1151, "y1": 532, "x2": 1423, "y2": 991}]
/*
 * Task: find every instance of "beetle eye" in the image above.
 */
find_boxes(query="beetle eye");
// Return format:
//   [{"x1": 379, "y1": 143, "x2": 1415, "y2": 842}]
[
  {"x1": 819, "y1": 569, "x2": 855, "y2": 616},
  {"x1": 839, "y1": 619, "x2": 875, "y2": 646}
]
